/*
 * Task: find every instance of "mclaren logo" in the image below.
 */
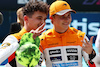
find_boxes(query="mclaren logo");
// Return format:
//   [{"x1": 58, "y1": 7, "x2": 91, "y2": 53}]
[
  {"x1": 66, "y1": 41, "x2": 76, "y2": 43},
  {"x1": 48, "y1": 43, "x2": 58, "y2": 46}
]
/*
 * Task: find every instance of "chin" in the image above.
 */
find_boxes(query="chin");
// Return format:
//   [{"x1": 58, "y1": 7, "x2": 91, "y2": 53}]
[
  {"x1": 63, "y1": 27, "x2": 68, "y2": 30},
  {"x1": 63, "y1": 26, "x2": 68, "y2": 28}
]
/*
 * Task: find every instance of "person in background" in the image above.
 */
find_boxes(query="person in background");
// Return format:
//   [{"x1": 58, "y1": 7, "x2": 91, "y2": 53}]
[
  {"x1": 0, "y1": 0, "x2": 49, "y2": 67},
  {"x1": 0, "y1": 12, "x2": 3, "y2": 25},
  {"x1": 0, "y1": 12, "x2": 3, "y2": 43},
  {"x1": 16, "y1": 7, "x2": 24, "y2": 28},
  {"x1": 10, "y1": 7, "x2": 24, "y2": 34},
  {"x1": 35, "y1": 1, "x2": 96, "y2": 67}
]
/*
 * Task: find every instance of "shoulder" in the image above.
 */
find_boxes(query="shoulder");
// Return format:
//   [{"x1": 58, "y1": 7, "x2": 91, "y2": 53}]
[
  {"x1": 69, "y1": 27, "x2": 85, "y2": 37},
  {"x1": 11, "y1": 32, "x2": 22, "y2": 40},
  {"x1": 2, "y1": 35, "x2": 18, "y2": 44},
  {"x1": 70, "y1": 27, "x2": 85, "y2": 34}
]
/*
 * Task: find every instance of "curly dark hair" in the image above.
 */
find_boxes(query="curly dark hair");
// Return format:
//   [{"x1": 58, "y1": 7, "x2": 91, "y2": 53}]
[{"x1": 23, "y1": 0, "x2": 49, "y2": 17}]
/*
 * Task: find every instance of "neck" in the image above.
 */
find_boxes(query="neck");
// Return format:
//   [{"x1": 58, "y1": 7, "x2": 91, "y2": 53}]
[
  {"x1": 24, "y1": 26, "x2": 30, "y2": 32},
  {"x1": 54, "y1": 27, "x2": 69, "y2": 33}
]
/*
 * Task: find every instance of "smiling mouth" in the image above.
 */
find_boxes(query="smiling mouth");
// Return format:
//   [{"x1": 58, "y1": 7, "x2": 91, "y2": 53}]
[{"x1": 63, "y1": 23, "x2": 69, "y2": 25}]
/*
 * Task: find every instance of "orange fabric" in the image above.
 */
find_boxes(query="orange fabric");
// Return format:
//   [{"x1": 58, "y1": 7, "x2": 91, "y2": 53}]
[
  {"x1": 39, "y1": 27, "x2": 85, "y2": 52},
  {"x1": 12, "y1": 27, "x2": 28, "y2": 41}
]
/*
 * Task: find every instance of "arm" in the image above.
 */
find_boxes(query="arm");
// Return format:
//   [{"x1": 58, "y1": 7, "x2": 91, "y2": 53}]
[
  {"x1": 82, "y1": 36, "x2": 96, "y2": 67},
  {"x1": 0, "y1": 35, "x2": 19, "y2": 64}
]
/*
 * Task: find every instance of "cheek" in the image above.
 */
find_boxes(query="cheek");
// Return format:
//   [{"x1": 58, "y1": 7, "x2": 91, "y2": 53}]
[
  {"x1": 28, "y1": 21, "x2": 35, "y2": 29},
  {"x1": 69, "y1": 18, "x2": 72, "y2": 23},
  {"x1": 32, "y1": 22, "x2": 40, "y2": 29}
]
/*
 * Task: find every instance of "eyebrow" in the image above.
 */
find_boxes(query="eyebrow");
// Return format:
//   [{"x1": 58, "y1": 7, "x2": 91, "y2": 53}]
[
  {"x1": 37, "y1": 16, "x2": 47, "y2": 19},
  {"x1": 38, "y1": 15, "x2": 43, "y2": 17}
]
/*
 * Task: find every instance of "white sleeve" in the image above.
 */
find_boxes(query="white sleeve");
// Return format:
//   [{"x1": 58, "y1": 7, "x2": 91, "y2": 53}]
[
  {"x1": 0, "y1": 35, "x2": 19, "y2": 64},
  {"x1": 95, "y1": 29, "x2": 100, "y2": 48}
]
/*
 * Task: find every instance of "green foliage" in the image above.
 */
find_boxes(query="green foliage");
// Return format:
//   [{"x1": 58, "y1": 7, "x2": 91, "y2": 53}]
[
  {"x1": 16, "y1": 33, "x2": 41, "y2": 67},
  {"x1": 16, "y1": 42, "x2": 40, "y2": 67}
]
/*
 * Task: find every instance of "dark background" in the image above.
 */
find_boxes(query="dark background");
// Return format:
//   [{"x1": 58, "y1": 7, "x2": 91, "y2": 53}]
[{"x1": 0, "y1": 0, "x2": 100, "y2": 11}]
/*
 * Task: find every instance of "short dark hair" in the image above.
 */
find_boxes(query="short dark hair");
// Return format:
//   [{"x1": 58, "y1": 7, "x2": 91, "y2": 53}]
[{"x1": 23, "y1": 0, "x2": 49, "y2": 17}]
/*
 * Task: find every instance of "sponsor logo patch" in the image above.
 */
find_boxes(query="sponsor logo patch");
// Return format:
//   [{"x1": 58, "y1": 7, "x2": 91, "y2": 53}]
[
  {"x1": 66, "y1": 48, "x2": 78, "y2": 53},
  {"x1": 0, "y1": 43, "x2": 11, "y2": 49},
  {"x1": 50, "y1": 56, "x2": 62, "y2": 62},
  {"x1": 52, "y1": 62, "x2": 78, "y2": 67},
  {"x1": 67, "y1": 55, "x2": 78, "y2": 60},
  {"x1": 49, "y1": 49, "x2": 61, "y2": 55}
]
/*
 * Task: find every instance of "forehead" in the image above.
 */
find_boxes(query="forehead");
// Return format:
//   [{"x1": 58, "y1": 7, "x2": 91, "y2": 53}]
[
  {"x1": 31, "y1": 11, "x2": 47, "y2": 18},
  {"x1": 61, "y1": 12, "x2": 71, "y2": 16}
]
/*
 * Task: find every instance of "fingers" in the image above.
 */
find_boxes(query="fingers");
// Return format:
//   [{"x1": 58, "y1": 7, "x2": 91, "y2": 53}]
[
  {"x1": 29, "y1": 30, "x2": 35, "y2": 33},
  {"x1": 81, "y1": 39, "x2": 89, "y2": 46},
  {"x1": 37, "y1": 23, "x2": 46, "y2": 31},
  {"x1": 82, "y1": 46, "x2": 87, "y2": 51},
  {"x1": 81, "y1": 36, "x2": 94, "y2": 47},
  {"x1": 30, "y1": 23, "x2": 46, "y2": 39},
  {"x1": 32, "y1": 28, "x2": 46, "y2": 39},
  {"x1": 82, "y1": 36, "x2": 94, "y2": 54},
  {"x1": 81, "y1": 40, "x2": 86, "y2": 46},
  {"x1": 38, "y1": 28, "x2": 46, "y2": 34},
  {"x1": 90, "y1": 36, "x2": 94, "y2": 45}
]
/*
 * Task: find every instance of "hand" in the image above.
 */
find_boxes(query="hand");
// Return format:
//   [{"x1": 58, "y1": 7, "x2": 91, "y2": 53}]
[
  {"x1": 82, "y1": 36, "x2": 94, "y2": 54},
  {"x1": 30, "y1": 23, "x2": 46, "y2": 39}
]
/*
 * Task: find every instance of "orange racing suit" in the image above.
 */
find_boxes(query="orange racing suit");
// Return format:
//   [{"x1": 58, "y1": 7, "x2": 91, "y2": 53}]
[{"x1": 36, "y1": 27, "x2": 96, "y2": 67}]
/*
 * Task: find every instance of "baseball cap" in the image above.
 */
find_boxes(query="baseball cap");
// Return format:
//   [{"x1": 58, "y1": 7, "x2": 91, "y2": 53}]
[{"x1": 49, "y1": 1, "x2": 76, "y2": 17}]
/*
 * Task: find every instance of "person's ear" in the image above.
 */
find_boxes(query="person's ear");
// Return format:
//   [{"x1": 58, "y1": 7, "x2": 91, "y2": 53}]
[
  {"x1": 24, "y1": 15, "x2": 28, "y2": 22},
  {"x1": 50, "y1": 16, "x2": 53, "y2": 24},
  {"x1": 50, "y1": 16, "x2": 53, "y2": 20}
]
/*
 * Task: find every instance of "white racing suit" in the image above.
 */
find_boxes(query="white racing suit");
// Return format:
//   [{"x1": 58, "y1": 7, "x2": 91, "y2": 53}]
[{"x1": 0, "y1": 28, "x2": 27, "y2": 67}]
